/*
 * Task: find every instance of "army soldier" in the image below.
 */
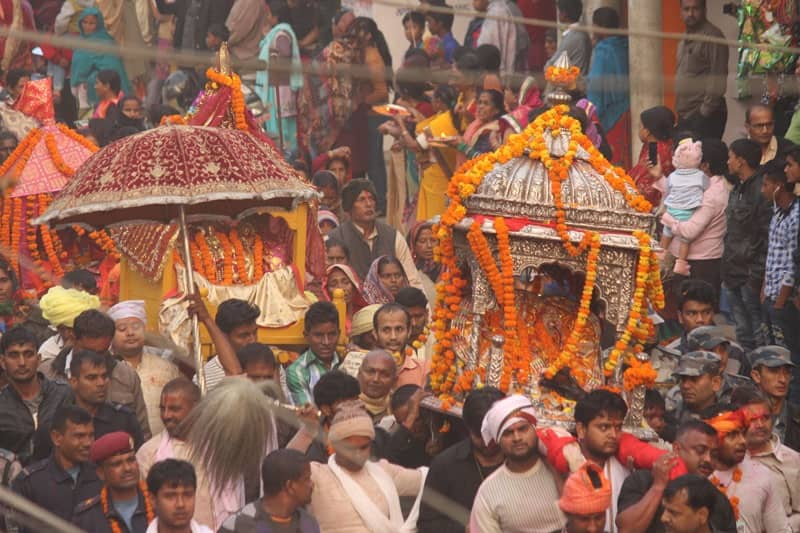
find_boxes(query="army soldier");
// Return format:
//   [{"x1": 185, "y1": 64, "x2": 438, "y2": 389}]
[
  {"x1": 73, "y1": 432, "x2": 153, "y2": 533},
  {"x1": 667, "y1": 351, "x2": 724, "y2": 425},
  {"x1": 12, "y1": 405, "x2": 101, "y2": 531}
]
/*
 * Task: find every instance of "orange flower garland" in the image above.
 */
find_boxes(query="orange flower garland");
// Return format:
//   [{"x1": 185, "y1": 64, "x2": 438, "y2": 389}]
[
  {"x1": 9, "y1": 197, "x2": 23, "y2": 275},
  {"x1": 86, "y1": 230, "x2": 120, "y2": 260},
  {"x1": 253, "y1": 234, "x2": 265, "y2": 281},
  {"x1": 622, "y1": 356, "x2": 657, "y2": 392},
  {"x1": 404, "y1": 326, "x2": 429, "y2": 362},
  {"x1": 495, "y1": 217, "x2": 522, "y2": 390},
  {"x1": 545, "y1": 64, "x2": 580, "y2": 85},
  {"x1": 205, "y1": 68, "x2": 248, "y2": 131},
  {"x1": 215, "y1": 231, "x2": 235, "y2": 285},
  {"x1": 0, "y1": 189, "x2": 12, "y2": 247},
  {"x1": 543, "y1": 231, "x2": 600, "y2": 385},
  {"x1": 194, "y1": 232, "x2": 218, "y2": 284},
  {"x1": 100, "y1": 480, "x2": 155, "y2": 533},
  {"x1": 56, "y1": 123, "x2": 99, "y2": 153},
  {"x1": 229, "y1": 227, "x2": 249, "y2": 284},
  {"x1": 429, "y1": 102, "x2": 664, "y2": 401},
  {"x1": 45, "y1": 132, "x2": 76, "y2": 177},
  {"x1": 0, "y1": 128, "x2": 42, "y2": 186},
  {"x1": 710, "y1": 467, "x2": 742, "y2": 519}
]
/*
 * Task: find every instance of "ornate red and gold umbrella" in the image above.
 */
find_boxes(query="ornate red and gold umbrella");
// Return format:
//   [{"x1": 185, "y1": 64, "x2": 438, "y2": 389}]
[{"x1": 35, "y1": 124, "x2": 318, "y2": 390}]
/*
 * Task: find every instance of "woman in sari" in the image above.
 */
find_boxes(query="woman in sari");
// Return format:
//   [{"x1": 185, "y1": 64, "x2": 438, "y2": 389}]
[
  {"x1": 500, "y1": 75, "x2": 542, "y2": 140},
  {"x1": 456, "y1": 88, "x2": 505, "y2": 164},
  {"x1": 629, "y1": 106, "x2": 676, "y2": 208},
  {"x1": 362, "y1": 255, "x2": 409, "y2": 305},
  {"x1": 323, "y1": 263, "x2": 367, "y2": 334},
  {"x1": 407, "y1": 221, "x2": 439, "y2": 304},
  {"x1": 70, "y1": 8, "x2": 131, "y2": 111}
]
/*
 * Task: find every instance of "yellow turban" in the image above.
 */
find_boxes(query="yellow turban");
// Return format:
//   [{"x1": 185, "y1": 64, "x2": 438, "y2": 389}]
[
  {"x1": 351, "y1": 304, "x2": 382, "y2": 337},
  {"x1": 39, "y1": 286, "x2": 101, "y2": 328}
]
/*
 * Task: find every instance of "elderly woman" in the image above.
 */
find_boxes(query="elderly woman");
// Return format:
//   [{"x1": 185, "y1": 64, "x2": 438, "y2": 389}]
[
  {"x1": 362, "y1": 255, "x2": 409, "y2": 305},
  {"x1": 108, "y1": 300, "x2": 181, "y2": 435},
  {"x1": 322, "y1": 264, "x2": 367, "y2": 333}
]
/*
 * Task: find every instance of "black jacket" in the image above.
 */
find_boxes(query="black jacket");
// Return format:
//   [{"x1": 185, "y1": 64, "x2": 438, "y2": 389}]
[
  {"x1": 0, "y1": 376, "x2": 72, "y2": 465},
  {"x1": 12, "y1": 455, "x2": 101, "y2": 531},
  {"x1": 720, "y1": 171, "x2": 772, "y2": 289},
  {"x1": 154, "y1": 0, "x2": 233, "y2": 50}
]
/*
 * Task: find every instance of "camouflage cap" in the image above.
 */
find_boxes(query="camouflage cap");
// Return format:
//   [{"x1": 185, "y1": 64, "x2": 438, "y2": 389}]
[
  {"x1": 673, "y1": 350, "x2": 721, "y2": 377},
  {"x1": 686, "y1": 326, "x2": 730, "y2": 351},
  {"x1": 750, "y1": 345, "x2": 796, "y2": 369}
]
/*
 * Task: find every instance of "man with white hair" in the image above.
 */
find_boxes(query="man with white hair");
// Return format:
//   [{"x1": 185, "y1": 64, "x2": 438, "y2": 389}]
[
  {"x1": 308, "y1": 400, "x2": 427, "y2": 532},
  {"x1": 469, "y1": 395, "x2": 566, "y2": 532},
  {"x1": 109, "y1": 300, "x2": 181, "y2": 435}
]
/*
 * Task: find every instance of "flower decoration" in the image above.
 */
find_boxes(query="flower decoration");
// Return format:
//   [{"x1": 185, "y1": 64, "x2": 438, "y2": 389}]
[
  {"x1": 428, "y1": 102, "x2": 664, "y2": 401},
  {"x1": 545, "y1": 64, "x2": 580, "y2": 86}
]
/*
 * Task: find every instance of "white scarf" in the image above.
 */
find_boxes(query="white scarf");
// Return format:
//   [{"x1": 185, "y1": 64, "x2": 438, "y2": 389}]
[{"x1": 326, "y1": 455, "x2": 428, "y2": 533}]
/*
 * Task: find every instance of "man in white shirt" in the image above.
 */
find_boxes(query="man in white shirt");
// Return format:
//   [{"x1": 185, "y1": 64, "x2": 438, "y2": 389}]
[
  {"x1": 470, "y1": 395, "x2": 566, "y2": 532},
  {"x1": 476, "y1": 0, "x2": 529, "y2": 74}
]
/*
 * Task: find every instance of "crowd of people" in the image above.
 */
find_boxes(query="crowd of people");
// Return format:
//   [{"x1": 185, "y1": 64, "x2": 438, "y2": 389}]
[{"x1": 0, "y1": 0, "x2": 800, "y2": 532}]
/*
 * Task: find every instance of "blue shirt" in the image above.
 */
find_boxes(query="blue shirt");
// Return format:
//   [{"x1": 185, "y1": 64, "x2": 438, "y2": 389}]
[
  {"x1": 441, "y1": 32, "x2": 459, "y2": 64},
  {"x1": 113, "y1": 496, "x2": 139, "y2": 533},
  {"x1": 764, "y1": 199, "x2": 799, "y2": 300}
]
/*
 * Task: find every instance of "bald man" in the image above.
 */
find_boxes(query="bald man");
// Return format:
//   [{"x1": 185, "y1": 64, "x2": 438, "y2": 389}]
[
  {"x1": 745, "y1": 104, "x2": 794, "y2": 165},
  {"x1": 357, "y1": 350, "x2": 397, "y2": 423}
]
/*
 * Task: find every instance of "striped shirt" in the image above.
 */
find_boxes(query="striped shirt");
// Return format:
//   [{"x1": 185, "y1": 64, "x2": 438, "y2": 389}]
[
  {"x1": 470, "y1": 461, "x2": 565, "y2": 533},
  {"x1": 764, "y1": 199, "x2": 799, "y2": 299},
  {"x1": 285, "y1": 350, "x2": 341, "y2": 405}
]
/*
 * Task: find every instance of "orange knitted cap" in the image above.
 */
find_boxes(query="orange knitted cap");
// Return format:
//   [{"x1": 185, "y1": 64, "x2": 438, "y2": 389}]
[{"x1": 558, "y1": 463, "x2": 612, "y2": 516}]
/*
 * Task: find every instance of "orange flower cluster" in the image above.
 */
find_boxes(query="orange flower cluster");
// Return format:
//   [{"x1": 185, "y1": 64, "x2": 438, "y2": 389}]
[
  {"x1": 622, "y1": 356, "x2": 657, "y2": 392},
  {"x1": 45, "y1": 132, "x2": 76, "y2": 177},
  {"x1": 606, "y1": 231, "x2": 662, "y2": 375},
  {"x1": 0, "y1": 128, "x2": 42, "y2": 186},
  {"x1": 215, "y1": 231, "x2": 235, "y2": 284},
  {"x1": 192, "y1": 232, "x2": 218, "y2": 284},
  {"x1": 161, "y1": 114, "x2": 188, "y2": 126},
  {"x1": 205, "y1": 68, "x2": 248, "y2": 131},
  {"x1": 9, "y1": 198, "x2": 23, "y2": 275},
  {"x1": 188, "y1": 228, "x2": 270, "y2": 286},
  {"x1": 404, "y1": 326, "x2": 430, "y2": 362},
  {"x1": 495, "y1": 217, "x2": 522, "y2": 391},
  {"x1": 230, "y1": 228, "x2": 249, "y2": 284},
  {"x1": 87, "y1": 230, "x2": 120, "y2": 260},
  {"x1": 543, "y1": 231, "x2": 600, "y2": 385},
  {"x1": 710, "y1": 467, "x2": 742, "y2": 519},
  {"x1": 429, "y1": 223, "x2": 468, "y2": 395},
  {"x1": 545, "y1": 64, "x2": 580, "y2": 85},
  {"x1": 101, "y1": 480, "x2": 154, "y2": 533}
]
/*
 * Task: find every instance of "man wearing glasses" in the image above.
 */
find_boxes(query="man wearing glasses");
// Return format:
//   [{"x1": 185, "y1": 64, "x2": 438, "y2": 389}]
[{"x1": 745, "y1": 103, "x2": 794, "y2": 165}]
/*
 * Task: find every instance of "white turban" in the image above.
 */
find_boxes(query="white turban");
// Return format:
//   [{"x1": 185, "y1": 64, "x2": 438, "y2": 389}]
[
  {"x1": 481, "y1": 394, "x2": 538, "y2": 447},
  {"x1": 107, "y1": 300, "x2": 147, "y2": 326}
]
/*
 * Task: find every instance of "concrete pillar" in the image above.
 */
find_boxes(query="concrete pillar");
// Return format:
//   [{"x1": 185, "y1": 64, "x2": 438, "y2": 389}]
[{"x1": 627, "y1": 0, "x2": 663, "y2": 164}]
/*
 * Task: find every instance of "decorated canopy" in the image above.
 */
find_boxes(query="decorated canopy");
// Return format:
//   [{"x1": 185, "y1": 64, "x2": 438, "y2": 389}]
[
  {"x1": 0, "y1": 78, "x2": 108, "y2": 289},
  {"x1": 429, "y1": 53, "x2": 662, "y2": 435}
]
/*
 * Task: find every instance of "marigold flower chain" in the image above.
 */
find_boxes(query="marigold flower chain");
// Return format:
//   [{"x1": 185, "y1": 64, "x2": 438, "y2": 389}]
[{"x1": 545, "y1": 65, "x2": 580, "y2": 85}]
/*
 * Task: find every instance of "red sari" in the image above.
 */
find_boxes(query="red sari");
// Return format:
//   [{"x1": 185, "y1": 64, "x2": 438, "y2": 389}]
[{"x1": 628, "y1": 139, "x2": 674, "y2": 207}]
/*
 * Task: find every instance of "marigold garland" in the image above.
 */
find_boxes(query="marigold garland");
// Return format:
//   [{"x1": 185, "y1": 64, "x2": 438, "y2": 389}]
[
  {"x1": 229, "y1": 227, "x2": 249, "y2": 284},
  {"x1": 215, "y1": 231, "x2": 235, "y2": 285},
  {"x1": 205, "y1": 68, "x2": 248, "y2": 131},
  {"x1": 545, "y1": 64, "x2": 580, "y2": 85},
  {"x1": 622, "y1": 356, "x2": 657, "y2": 392},
  {"x1": 194, "y1": 231, "x2": 218, "y2": 284},
  {"x1": 429, "y1": 102, "x2": 664, "y2": 401},
  {"x1": 0, "y1": 189, "x2": 12, "y2": 247},
  {"x1": 404, "y1": 326, "x2": 429, "y2": 362},
  {"x1": 253, "y1": 234, "x2": 265, "y2": 281},
  {"x1": 9, "y1": 197, "x2": 23, "y2": 275},
  {"x1": 45, "y1": 132, "x2": 76, "y2": 177},
  {"x1": 543, "y1": 231, "x2": 601, "y2": 385},
  {"x1": 100, "y1": 480, "x2": 155, "y2": 533},
  {"x1": 56, "y1": 123, "x2": 99, "y2": 153},
  {"x1": 710, "y1": 467, "x2": 742, "y2": 520}
]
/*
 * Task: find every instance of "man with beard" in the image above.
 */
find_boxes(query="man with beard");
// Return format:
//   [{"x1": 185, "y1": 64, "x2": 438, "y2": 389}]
[
  {"x1": 73, "y1": 432, "x2": 152, "y2": 533},
  {"x1": 0, "y1": 326, "x2": 71, "y2": 465},
  {"x1": 136, "y1": 378, "x2": 229, "y2": 531},
  {"x1": 419, "y1": 386, "x2": 505, "y2": 533},
  {"x1": 574, "y1": 389, "x2": 630, "y2": 531},
  {"x1": 469, "y1": 395, "x2": 565, "y2": 532},
  {"x1": 12, "y1": 405, "x2": 101, "y2": 531},
  {"x1": 732, "y1": 387, "x2": 800, "y2": 529},
  {"x1": 705, "y1": 407, "x2": 790, "y2": 533},
  {"x1": 374, "y1": 304, "x2": 429, "y2": 388},
  {"x1": 616, "y1": 420, "x2": 736, "y2": 533}
]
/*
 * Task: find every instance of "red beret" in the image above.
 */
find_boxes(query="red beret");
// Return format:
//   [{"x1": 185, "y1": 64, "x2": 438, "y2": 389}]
[{"x1": 90, "y1": 432, "x2": 134, "y2": 464}]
